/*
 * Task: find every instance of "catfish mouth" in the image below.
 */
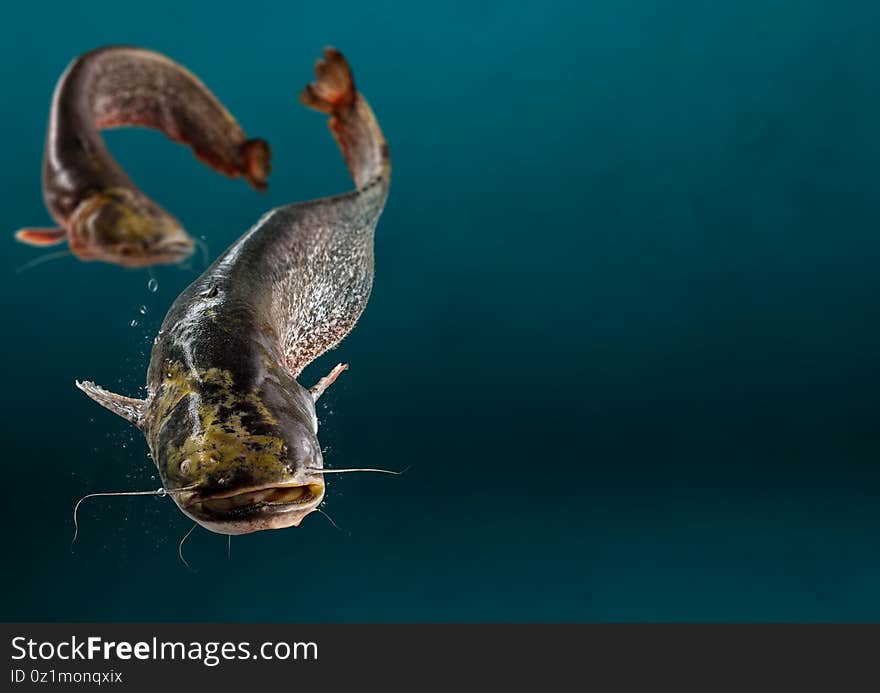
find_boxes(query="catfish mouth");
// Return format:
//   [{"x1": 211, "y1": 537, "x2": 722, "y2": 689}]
[
  {"x1": 72, "y1": 237, "x2": 195, "y2": 267},
  {"x1": 110, "y1": 238, "x2": 195, "y2": 267},
  {"x1": 184, "y1": 482, "x2": 325, "y2": 519}
]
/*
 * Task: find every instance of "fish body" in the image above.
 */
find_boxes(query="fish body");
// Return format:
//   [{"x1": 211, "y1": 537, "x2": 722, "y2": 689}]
[
  {"x1": 16, "y1": 46, "x2": 270, "y2": 267},
  {"x1": 78, "y1": 49, "x2": 390, "y2": 534}
]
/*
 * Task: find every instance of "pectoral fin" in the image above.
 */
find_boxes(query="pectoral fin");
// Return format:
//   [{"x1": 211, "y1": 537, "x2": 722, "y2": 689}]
[
  {"x1": 75, "y1": 380, "x2": 146, "y2": 427},
  {"x1": 310, "y1": 363, "x2": 348, "y2": 401},
  {"x1": 15, "y1": 227, "x2": 67, "y2": 246}
]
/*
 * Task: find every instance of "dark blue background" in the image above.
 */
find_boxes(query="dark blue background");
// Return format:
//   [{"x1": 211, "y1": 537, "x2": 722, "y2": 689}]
[{"x1": 1, "y1": 1, "x2": 879, "y2": 621}]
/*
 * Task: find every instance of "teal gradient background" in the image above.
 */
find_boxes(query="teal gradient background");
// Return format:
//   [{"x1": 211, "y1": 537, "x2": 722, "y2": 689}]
[{"x1": 1, "y1": 1, "x2": 879, "y2": 621}]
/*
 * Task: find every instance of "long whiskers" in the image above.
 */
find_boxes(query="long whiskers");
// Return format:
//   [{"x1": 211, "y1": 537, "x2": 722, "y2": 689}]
[
  {"x1": 175, "y1": 260, "x2": 197, "y2": 274},
  {"x1": 15, "y1": 249, "x2": 72, "y2": 274},
  {"x1": 71, "y1": 484, "x2": 199, "y2": 550},
  {"x1": 307, "y1": 468, "x2": 405, "y2": 535},
  {"x1": 305, "y1": 466, "x2": 410, "y2": 475},
  {"x1": 317, "y1": 507, "x2": 344, "y2": 532},
  {"x1": 194, "y1": 237, "x2": 210, "y2": 269},
  {"x1": 178, "y1": 523, "x2": 198, "y2": 571}
]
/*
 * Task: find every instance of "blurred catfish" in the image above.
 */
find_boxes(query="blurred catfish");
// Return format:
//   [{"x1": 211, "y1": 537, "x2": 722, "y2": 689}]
[{"x1": 15, "y1": 45, "x2": 270, "y2": 267}]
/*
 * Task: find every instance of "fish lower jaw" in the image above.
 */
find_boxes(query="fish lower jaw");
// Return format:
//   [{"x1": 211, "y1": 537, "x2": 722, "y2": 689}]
[
  {"x1": 196, "y1": 483, "x2": 324, "y2": 513},
  {"x1": 179, "y1": 482, "x2": 325, "y2": 535}
]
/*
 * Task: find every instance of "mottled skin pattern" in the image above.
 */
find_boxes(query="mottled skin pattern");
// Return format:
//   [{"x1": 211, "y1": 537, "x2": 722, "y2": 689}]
[
  {"x1": 15, "y1": 45, "x2": 270, "y2": 267},
  {"x1": 77, "y1": 49, "x2": 391, "y2": 535}
]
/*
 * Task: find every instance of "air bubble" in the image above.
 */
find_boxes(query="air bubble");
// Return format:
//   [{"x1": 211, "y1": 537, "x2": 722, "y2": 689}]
[
  {"x1": 130, "y1": 319, "x2": 139, "y2": 327},
  {"x1": 139, "y1": 305, "x2": 147, "y2": 314},
  {"x1": 147, "y1": 278, "x2": 158, "y2": 292}
]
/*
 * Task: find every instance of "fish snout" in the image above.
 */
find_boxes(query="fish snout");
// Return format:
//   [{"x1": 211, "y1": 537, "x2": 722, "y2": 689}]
[{"x1": 68, "y1": 189, "x2": 195, "y2": 266}]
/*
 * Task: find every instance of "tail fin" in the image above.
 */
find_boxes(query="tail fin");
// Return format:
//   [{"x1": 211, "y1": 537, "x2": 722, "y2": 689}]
[
  {"x1": 300, "y1": 49, "x2": 356, "y2": 114},
  {"x1": 300, "y1": 48, "x2": 390, "y2": 188},
  {"x1": 240, "y1": 138, "x2": 271, "y2": 192}
]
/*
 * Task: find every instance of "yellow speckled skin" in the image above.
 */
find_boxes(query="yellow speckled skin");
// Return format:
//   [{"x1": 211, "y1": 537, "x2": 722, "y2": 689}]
[{"x1": 147, "y1": 364, "x2": 290, "y2": 494}]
